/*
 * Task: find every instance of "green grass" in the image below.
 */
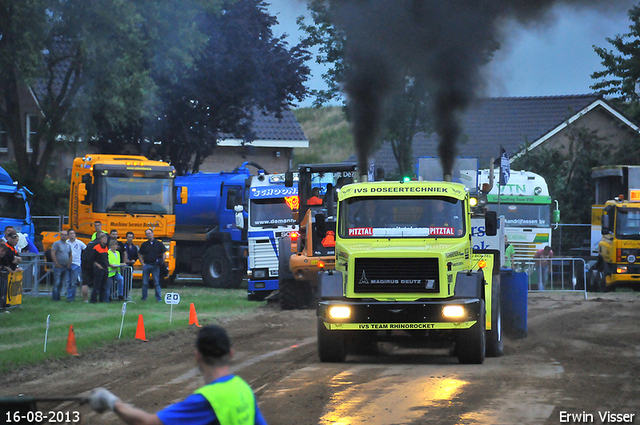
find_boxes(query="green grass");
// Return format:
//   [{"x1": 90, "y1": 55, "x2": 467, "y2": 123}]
[{"x1": 0, "y1": 286, "x2": 263, "y2": 373}]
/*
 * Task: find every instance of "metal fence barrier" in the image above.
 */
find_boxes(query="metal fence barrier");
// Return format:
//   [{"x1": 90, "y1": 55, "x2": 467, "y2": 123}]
[
  {"x1": 110, "y1": 266, "x2": 133, "y2": 301},
  {"x1": 513, "y1": 257, "x2": 587, "y2": 299}
]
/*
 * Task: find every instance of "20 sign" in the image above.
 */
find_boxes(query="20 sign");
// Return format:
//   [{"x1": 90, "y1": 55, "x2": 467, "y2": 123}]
[{"x1": 164, "y1": 292, "x2": 181, "y2": 305}]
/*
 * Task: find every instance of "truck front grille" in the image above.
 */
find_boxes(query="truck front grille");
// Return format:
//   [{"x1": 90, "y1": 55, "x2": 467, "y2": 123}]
[{"x1": 353, "y1": 258, "x2": 439, "y2": 293}]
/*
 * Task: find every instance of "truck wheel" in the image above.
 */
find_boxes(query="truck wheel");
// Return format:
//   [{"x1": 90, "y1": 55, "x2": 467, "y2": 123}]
[
  {"x1": 457, "y1": 300, "x2": 486, "y2": 364},
  {"x1": 317, "y1": 318, "x2": 347, "y2": 362},
  {"x1": 486, "y1": 277, "x2": 504, "y2": 357},
  {"x1": 201, "y1": 245, "x2": 233, "y2": 288},
  {"x1": 279, "y1": 277, "x2": 302, "y2": 310}
]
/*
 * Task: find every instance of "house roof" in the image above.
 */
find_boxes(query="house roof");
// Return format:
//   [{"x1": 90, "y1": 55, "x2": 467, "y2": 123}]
[
  {"x1": 352, "y1": 94, "x2": 638, "y2": 176},
  {"x1": 217, "y1": 108, "x2": 309, "y2": 148}
]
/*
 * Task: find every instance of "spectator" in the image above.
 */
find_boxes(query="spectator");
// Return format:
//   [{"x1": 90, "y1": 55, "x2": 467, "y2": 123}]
[
  {"x1": 2, "y1": 226, "x2": 19, "y2": 252},
  {"x1": 307, "y1": 187, "x2": 323, "y2": 205},
  {"x1": 81, "y1": 231, "x2": 103, "y2": 303},
  {"x1": 108, "y1": 229, "x2": 126, "y2": 259},
  {"x1": 51, "y1": 230, "x2": 72, "y2": 302},
  {"x1": 91, "y1": 221, "x2": 103, "y2": 241},
  {"x1": 123, "y1": 231, "x2": 139, "y2": 267},
  {"x1": 1, "y1": 231, "x2": 22, "y2": 270},
  {"x1": 88, "y1": 325, "x2": 268, "y2": 425},
  {"x1": 504, "y1": 235, "x2": 515, "y2": 269},
  {"x1": 108, "y1": 239, "x2": 126, "y2": 300},
  {"x1": 534, "y1": 245, "x2": 554, "y2": 290},
  {"x1": 138, "y1": 229, "x2": 166, "y2": 302},
  {"x1": 67, "y1": 229, "x2": 86, "y2": 302},
  {"x1": 0, "y1": 243, "x2": 11, "y2": 272},
  {"x1": 90, "y1": 233, "x2": 110, "y2": 303}
]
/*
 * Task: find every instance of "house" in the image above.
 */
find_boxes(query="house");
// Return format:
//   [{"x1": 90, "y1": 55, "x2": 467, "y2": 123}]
[
  {"x1": 1, "y1": 75, "x2": 308, "y2": 179},
  {"x1": 364, "y1": 94, "x2": 640, "y2": 176}
]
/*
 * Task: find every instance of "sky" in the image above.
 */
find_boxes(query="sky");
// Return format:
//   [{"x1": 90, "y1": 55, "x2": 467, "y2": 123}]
[{"x1": 266, "y1": 0, "x2": 638, "y2": 107}]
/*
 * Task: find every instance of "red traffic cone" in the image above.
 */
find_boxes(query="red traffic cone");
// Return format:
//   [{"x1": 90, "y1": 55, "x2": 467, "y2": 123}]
[
  {"x1": 135, "y1": 314, "x2": 147, "y2": 341},
  {"x1": 66, "y1": 325, "x2": 79, "y2": 356},
  {"x1": 189, "y1": 303, "x2": 202, "y2": 327}
]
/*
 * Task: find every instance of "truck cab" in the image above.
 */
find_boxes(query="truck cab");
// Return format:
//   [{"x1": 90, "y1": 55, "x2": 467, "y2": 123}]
[
  {"x1": 0, "y1": 167, "x2": 34, "y2": 244},
  {"x1": 246, "y1": 172, "x2": 298, "y2": 300},
  {"x1": 316, "y1": 179, "x2": 502, "y2": 364},
  {"x1": 589, "y1": 166, "x2": 640, "y2": 291}
]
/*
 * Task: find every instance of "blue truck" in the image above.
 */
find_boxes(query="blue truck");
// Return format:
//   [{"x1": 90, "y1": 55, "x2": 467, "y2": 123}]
[
  {"x1": 174, "y1": 163, "x2": 297, "y2": 296},
  {"x1": 0, "y1": 166, "x2": 35, "y2": 246}
]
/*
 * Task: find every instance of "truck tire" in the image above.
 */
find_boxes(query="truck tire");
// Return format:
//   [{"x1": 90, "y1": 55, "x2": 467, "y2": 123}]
[
  {"x1": 279, "y1": 278, "x2": 303, "y2": 310},
  {"x1": 486, "y1": 277, "x2": 504, "y2": 357},
  {"x1": 317, "y1": 318, "x2": 347, "y2": 362},
  {"x1": 201, "y1": 245, "x2": 234, "y2": 288},
  {"x1": 457, "y1": 300, "x2": 486, "y2": 364}
]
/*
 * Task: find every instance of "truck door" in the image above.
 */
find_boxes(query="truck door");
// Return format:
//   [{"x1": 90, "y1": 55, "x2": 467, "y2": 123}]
[{"x1": 221, "y1": 184, "x2": 245, "y2": 241}]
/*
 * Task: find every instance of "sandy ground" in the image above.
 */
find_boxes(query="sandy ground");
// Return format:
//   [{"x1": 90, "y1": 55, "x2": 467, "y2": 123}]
[{"x1": 2, "y1": 291, "x2": 640, "y2": 424}]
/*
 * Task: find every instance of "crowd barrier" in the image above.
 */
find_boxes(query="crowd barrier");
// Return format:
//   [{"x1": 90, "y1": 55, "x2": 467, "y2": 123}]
[
  {"x1": 110, "y1": 266, "x2": 133, "y2": 301},
  {"x1": 513, "y1": 257, "x2": 588, "y2": 299}
]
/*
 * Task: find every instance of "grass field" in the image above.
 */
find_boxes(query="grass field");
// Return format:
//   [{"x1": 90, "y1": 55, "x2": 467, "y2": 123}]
[{"x1": 0, "y1": 286, "x2": 264, "y2": 373}]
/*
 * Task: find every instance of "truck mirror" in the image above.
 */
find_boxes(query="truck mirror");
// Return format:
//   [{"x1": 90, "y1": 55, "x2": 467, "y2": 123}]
[
  {"x1": 485, "y1": 211, "x2": 498, "y2": 236},
  {"x1": 176, "y1": 186, "x2": 188, "y2": 204},
  {"x1": 234, "y1": 205, "x2": 244, "y2": 229},
  {"x1": 552, "y1": 208, "x2": 560, "y2": 224},
  {"x1": 285, "y1": 171, "x2": 293, "y2": 187},
  {"x1": 80, "y1": 174, "x2": 93, "y2": 205},
  {"x1": 601, "y1": 215, "x2": 609, "y2": 235}
]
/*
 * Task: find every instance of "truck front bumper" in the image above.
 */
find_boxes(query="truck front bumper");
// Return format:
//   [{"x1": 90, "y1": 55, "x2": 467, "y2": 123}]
[{"x1": 317, "y1": 299, "x2": 481, "y2": 331}]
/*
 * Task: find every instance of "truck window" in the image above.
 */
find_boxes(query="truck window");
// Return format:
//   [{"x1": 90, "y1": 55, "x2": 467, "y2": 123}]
[
  {"x1": 488, "y1": 204, "x2": 550, "y2": 228},
  {"x1": 250, "y1": 198, "x2": 297, "y2": 227},
  {"x1": 0, "y1": 193, "x2": 27, "y2": 219},
  {"x1": 615, "y1": 208, "x2": 640, "y2": 239},
  {"x1": 340, "y1": 196, "x2": 464, "y2": 238},
  {"x1": 94, "y1": 176, "x2": 173, "y2": 215}
]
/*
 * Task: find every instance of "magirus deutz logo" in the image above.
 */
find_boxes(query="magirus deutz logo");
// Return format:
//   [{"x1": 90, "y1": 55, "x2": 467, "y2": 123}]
[{"x1": 359, "y1": 270, "x2": 435, "y2": 289}]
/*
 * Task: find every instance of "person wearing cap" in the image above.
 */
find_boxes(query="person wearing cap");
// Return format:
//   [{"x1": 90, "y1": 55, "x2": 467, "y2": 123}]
[
  {"x1": 1, "y1": 231, "x2": 22, "y2": 270},
  {"x1": 88, "y1": 324, "x2": 268, "y2": 424}
]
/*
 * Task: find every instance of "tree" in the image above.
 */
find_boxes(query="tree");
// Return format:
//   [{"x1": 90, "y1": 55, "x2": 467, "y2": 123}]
[
  {"x1": 0, "y1": 0, "x2": 203, "y2": 209},
  {"x1": 591, "y1": 4, "x2": 640, "y2": 121}
]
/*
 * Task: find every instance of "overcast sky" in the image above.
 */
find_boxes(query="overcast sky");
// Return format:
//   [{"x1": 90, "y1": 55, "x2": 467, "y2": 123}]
[{"x1": 266, "y1": 1, "x2": 638, "y2": 107}]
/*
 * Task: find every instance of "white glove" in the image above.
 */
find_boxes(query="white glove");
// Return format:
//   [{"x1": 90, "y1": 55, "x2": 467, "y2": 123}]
[{"x1": 88, "y1": 387, "x2": 120, "y2": 413}]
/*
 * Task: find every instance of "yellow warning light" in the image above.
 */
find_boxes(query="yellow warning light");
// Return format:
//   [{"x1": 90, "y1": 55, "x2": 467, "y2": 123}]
[{"x1": 478, "y1": 260, "x2": 487, "y2": 269}]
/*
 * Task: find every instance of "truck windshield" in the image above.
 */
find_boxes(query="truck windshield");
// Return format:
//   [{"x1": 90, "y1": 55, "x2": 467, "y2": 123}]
[
  {"x1": 250, "y1": 199, "x2": 297, "y2": 227},
  {"x1": 0, "y1": 193, "x2": 26, "y2": 219},
  {"x1": 488, "y1": 204, "x2": 550, "y2": 228},
  {"x1": 340, "y1": 196, "x2": 464, "y2": 238},
  {"x1": 616, "y1": 208, "x2": 640, "y2": 239},
  {"x1": 94, "y1": 177, "x2": 174, "y2": 215}
]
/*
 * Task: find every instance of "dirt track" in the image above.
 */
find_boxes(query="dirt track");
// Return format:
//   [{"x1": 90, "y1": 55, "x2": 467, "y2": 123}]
[{"x1": 3, "y1": 291, "x2": 640, "y2": 424}]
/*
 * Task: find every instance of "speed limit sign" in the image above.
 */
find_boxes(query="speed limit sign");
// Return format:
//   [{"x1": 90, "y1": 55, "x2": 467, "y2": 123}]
[{"x1": 164, "y1": 292, "x2": 181, "y2": 305}]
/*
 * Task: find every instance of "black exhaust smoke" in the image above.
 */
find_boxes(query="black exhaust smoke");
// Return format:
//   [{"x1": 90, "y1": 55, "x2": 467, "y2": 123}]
[{"x1": 325, "y1": 0, "x2": 634, "y2": 178}]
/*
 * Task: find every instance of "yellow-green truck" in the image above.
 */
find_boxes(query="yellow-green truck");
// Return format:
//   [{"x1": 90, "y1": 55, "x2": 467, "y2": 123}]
[{"x1": 316, "y1": 179, "x2": 503, "y2": 364}]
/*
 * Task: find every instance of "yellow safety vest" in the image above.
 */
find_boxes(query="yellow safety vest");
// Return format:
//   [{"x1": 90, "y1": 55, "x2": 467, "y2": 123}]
[{"x1": 194, "y1": 376, "x2": 256, "y2": 425}]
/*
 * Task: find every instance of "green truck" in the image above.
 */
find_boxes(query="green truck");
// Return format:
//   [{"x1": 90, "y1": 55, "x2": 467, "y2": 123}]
[{"x1": 316, "y1": 179, "x2": 503, "y2": 364}]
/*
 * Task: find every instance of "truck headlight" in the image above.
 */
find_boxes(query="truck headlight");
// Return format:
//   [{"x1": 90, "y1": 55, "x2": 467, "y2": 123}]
[
  {"x1": 253, "y1": 269, "x2": 267, "y2": 278},
  {"x1": 328, "y1": 306, "x2": 351, "y2": 319},
  {"x1": 442, "y1": 305, "x2": 465, "y2": 319},
  {"x1": 617, "y1": 266, "x2": 628, "y2": 274}
]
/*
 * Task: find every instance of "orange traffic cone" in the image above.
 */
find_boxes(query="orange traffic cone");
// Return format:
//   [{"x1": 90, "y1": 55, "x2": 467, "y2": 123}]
[
  {"x1": 66, "y1": 325, "x2": 79, "y2": 356},
  {"x1": 135, "y1": 314, "x2": 147, "y2": 341},
  {"x1": 189, "y1": 303, "x2": 202, "y2": 327}
]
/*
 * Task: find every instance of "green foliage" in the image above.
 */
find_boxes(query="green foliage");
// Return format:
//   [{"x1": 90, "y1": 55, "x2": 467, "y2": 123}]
[
  {"x1": 292, "y1": 106, "x2": 353, "y2": 165},
  {"x1": 0, "y1": 287, "x2": 262, "y2": 372},
  {"x1": 512, "y1": 125, "x2": 640, "y2": 224},
  {"x1": 591, "y1": 4, "x2": 640, "y2": 121},
  {"x1": 0, "y1": 161, "x2": 68, "y2": 215}
]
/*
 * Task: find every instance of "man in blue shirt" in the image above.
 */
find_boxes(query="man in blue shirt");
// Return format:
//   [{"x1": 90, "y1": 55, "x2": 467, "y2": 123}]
[{"x1": 88, "y1": 325, "x2": 268, "y2": 425}]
